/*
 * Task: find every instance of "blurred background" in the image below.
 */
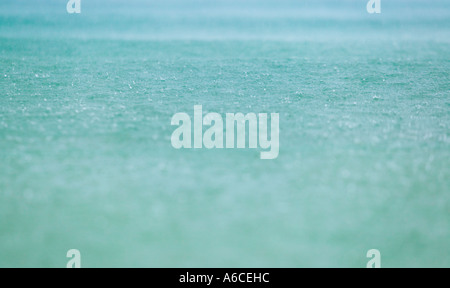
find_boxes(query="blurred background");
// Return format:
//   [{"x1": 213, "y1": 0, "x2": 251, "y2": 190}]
[{"x1": 0, "y1": 0, "x2": 449, "y2": 267}]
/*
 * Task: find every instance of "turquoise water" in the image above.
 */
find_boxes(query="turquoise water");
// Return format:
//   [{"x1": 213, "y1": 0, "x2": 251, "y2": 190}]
[{"x1": 0, "y1": 0, "x2": 449, "y2": 267}]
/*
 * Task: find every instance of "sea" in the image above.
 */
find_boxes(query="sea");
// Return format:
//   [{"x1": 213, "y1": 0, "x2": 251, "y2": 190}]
[{"x1": 0, "y1": 0, "x2": 449, "y2": 267}]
